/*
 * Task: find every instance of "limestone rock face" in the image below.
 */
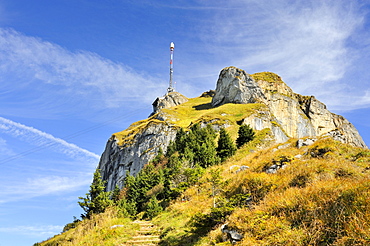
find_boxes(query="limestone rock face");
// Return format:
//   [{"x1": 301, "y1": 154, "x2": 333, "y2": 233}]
[
  {"x1": 212, "y1": 67, "x2": 266, "y2": 107},
  {"x1": 214, "y1": 67, "x2": 367, "y2": 148},
  {"x1": 152, "y1": 92, "x2": 188, "y2": 115},
  {"x1": 98, "y1": 121, "x2": 177, "y2": 191}
]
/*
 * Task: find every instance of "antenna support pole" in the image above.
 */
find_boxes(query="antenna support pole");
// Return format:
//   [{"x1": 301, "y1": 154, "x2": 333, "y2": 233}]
[{"x1": 167, "y1": 42, "x2": 175, "y2": 94}]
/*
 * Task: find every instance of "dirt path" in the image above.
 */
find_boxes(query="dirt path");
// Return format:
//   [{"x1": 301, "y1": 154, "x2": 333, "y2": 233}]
[{"x1": 121, "y1": 220, "x2": 161, "y2": 246}]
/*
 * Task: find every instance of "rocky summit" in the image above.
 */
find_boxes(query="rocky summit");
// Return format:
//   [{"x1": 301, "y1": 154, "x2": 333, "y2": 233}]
[{"x1": 97, "y1": 66, "x2": 367, "y2": 191}]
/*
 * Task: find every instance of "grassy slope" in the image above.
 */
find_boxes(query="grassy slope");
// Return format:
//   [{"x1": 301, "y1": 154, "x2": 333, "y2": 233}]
[
  {"x1": 154, "y1": 137, "x2": 370, "y2": 245},
  {"x1": 38, "y1": 208, "x2": 139, "y2": 246},
  {"x1": 41, "y1": 137, "x2": 370, "y2": 246},
  {"x1": 113, "y1": 96, "x2": 266, "y2": 146}
]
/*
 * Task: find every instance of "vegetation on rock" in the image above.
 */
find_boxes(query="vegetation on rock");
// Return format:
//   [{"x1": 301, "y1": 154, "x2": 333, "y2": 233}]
[{"x1": 251, "y1": 72, "x2": 283, "y2": 83}]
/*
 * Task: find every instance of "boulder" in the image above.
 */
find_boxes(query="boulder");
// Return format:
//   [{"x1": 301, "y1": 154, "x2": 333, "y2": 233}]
[
  {"x1": 151, "y1": 92, "x2": 188, "y2": 115},
  {"x1": 221, "y1": 224, "x2": 243, "y2": 244},
  {"x1": 212, "y1": 66, "x2": 266, "y2": 107}
]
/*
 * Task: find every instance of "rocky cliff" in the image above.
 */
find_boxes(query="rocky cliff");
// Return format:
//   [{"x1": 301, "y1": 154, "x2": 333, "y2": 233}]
[
  {"x1": 214, "y1": 67, "x2": 366, "y2": 148},
  {"x1": 98, "y1": 66, "x2": 367, "y2": 191}
]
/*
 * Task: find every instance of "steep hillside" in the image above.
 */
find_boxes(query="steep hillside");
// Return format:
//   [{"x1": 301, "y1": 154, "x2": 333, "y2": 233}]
[
  {"x1": 38, "y1": 137, "x2": 370, "y2": 245},
  {"x1": 153, "y1": 137, "x2": 370, "y2": 245}
]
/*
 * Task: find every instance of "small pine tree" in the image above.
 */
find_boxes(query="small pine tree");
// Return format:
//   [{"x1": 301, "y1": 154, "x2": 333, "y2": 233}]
[
  {"x1": 236, "y1": 124, "x2": 255, "y2": 148},
  {"x1": 217, "y1": 128, "x2": 237, "y2": 162},
  {"x1": 145, "y1": 197, "x2": 163, "y2": 219},
  {"x1": 111, "y1": 184, "x2": 121, "y2": 203},
  {"x1": 78, "y1": 169, "x2": 112, "y2": 219}
]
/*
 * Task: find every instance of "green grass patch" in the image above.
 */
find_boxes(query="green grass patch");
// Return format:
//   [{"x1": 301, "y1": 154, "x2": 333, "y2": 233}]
[
  {"x1": 251, "y1": 72, "x2": 284, "y2": 83},
  {"x1": 113, "y1": 96, "x2": 266, "y2": 146}
]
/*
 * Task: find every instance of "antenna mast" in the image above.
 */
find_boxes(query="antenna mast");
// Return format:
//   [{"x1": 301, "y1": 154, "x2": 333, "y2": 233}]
[{"x1": 167, "y1": 42, "x2": 175, "y2": 94}]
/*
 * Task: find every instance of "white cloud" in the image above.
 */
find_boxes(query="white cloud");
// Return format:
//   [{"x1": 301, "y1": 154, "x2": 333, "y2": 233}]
[
  {"x1": 0, "y1": 175, "x2": 90, "y2": 203},
  {"x1": 0, "y1": 137, "x2": 14, "y2": 156},
  {"x1": 198, "y1": 0, "x2": 368, "y2": 109},
  {"x1": 0, "y1": 224, "x2": 63, "y2": 237},
  {"x1": 0, "y1": 28, "x2": 166, "y2": 109},
  {"x1": 0, "y1": 116, "x2": 100, "y2": 162},
  {"x1": 0, "y1": 117, "x2": 98, "y2": 203}
]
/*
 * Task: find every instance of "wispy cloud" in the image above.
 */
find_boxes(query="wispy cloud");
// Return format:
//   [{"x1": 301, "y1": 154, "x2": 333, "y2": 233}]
[
  {"x1": 0, "y1": 116, "x2": 99, "y2": 162},
  {"x1": 0, "y1": 175, "x2": 91, "y2": 203},
  {"x1": 0, "y1": 137, "x2": 14, "y2": 156},
  {"x1": 0, "y1": 224, "x2": 63, "y2": 237},
  {"x1": 0, "y1": 117, "x2": 97, "y2": 203},
  {"x1": 198, "y1": 0, "x2": 368, "y2": 110},
  {"x1": 0, "y1": 28, "x2": 165, "y2": 110}
]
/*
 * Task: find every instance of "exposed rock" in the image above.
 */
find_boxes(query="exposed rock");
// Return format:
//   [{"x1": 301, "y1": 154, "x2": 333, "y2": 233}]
[
  {"x1": 236, "y1": 165, "x2": 249, "y2": 173},
  {"x1": 213, "y1": 67, "x2": 367, "y2": 148},
  {"x1": 110, "y1": 225, "x2": 124, "y2": 229},
  {"x1": 212, "y1": 66, "x2": 266, "y2": 107},
  {"x1": 98, "y1": 121, "x2": 177, "y2": 191},
  {"x1": 294, "y1": 154, "x2": 303, "y2": 159},
  {"x1": 265, "y1": 156, "x2": 292, "y2": 174},
  {"x1": 297, "y1": 138, "x2": 317, "y2": 148},
  {"x1": 200, "y1": 90, "x2": 216, "y2": 98},
  {"x1": 151, "y1": 92, "x2": 188, "y2": 115},
  {"x1": 221, "y1": 224, "x2": 243, "y2": 244},
  {"x1": 266, "y1": 163, "x2": 288, "y2": 174}
]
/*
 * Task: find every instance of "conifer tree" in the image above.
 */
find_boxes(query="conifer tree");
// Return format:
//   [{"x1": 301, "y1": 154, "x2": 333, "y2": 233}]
[
  {"x1": 236, "y1": 124, "x2": 255, "y2": 148},
  {"x1": 217, "y1": 128, "x2": 237, "y2": 162},
  {"x1": 145, "y1": 197, "x2": 163, "y2": 219},
  {"x1": 111, "y1": 184, "x2": 121, "y2": 203},
  {"x1": 78, "y1": 169, "x2": 112, "y2": 219}
]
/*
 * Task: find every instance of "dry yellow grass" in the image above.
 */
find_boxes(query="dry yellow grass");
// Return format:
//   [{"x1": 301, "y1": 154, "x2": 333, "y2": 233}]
[
  {"x1": 38, "y1": 208, "x2": 138, "y2": 246},
  {"x1": 40, "y1": 136, "x2": 370, "y2": 246}
]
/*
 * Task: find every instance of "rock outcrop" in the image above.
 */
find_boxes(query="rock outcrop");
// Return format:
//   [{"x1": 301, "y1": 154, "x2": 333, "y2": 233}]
[
  {"x1": 213, "y1": 67, "x2": 367, "y2": 148},
  {"x1": 212, "y1": 67, "x2": 266, "y2": 107},
  {"x1": 98, "y1": 120, "x2": 177, "y2": 191},
  {"x1": 152, "y1": 92, "x2": 188, "y2": 115},
  {"x1": 98, "y1": 66, "x2": 367, "y2": 191}
]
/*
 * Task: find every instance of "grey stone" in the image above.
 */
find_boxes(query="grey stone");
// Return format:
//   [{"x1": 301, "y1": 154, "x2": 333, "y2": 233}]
[
  {"x1": 212, "y1": 66, "x2": 266, "y2": 107},
  {"x1": 98, "y1": 121, "x2": 177, "y2": 191},
  {"x1": 297, "y1": 138, "x2": 317, "y2": 148},
  {"x1": 211, "y1": 66, "x2": 367, "y2": 148},
  {"x1": 151, "y1": 92, "x2": 188, "y2": 116},
  {"x1": 221, "y1": 224, "x2": 243, "y2": 244},
  {"x1": 236, "y1": 165, "x2": 249, "y2": 173}
]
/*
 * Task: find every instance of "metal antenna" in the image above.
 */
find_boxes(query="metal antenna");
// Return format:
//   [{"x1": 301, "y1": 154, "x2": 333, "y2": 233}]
[{"x1": 167, "y1": 42, "x2": 175, "y2": 94}]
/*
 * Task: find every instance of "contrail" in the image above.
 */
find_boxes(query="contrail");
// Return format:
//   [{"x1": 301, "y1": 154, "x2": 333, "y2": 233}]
[{"x1": 0, "y1": 116, "x2": 100, "y2": 163}]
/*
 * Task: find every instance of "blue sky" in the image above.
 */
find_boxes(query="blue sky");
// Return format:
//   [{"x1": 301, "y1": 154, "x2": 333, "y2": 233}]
[{"x1": 0, "y1": 0, "x2": 369, "y2": 245}]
